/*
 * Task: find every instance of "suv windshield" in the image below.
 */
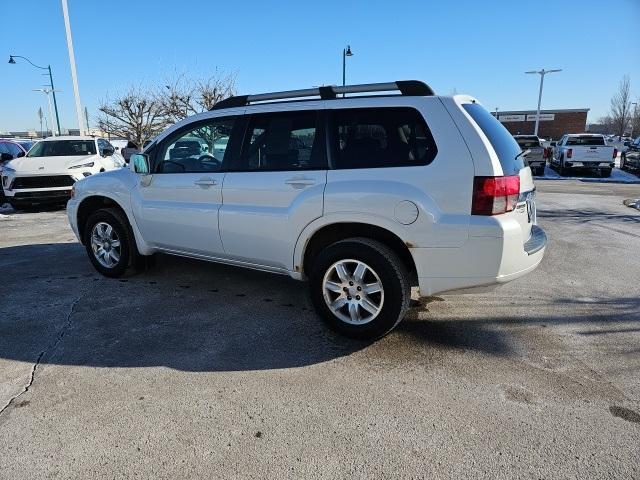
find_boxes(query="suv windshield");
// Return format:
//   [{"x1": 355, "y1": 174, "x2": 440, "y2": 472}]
[
  {"x1": 463, "y1": 103, "x2": 524, "y2": 175},
  {"x1": 515, "y1": 137, "x2": 540, "y2": 149},
  {"x1": 565, "y1": 136, "x2": 605, "y2": 146},
  {"x1": 27, "y1": 140, "x2": 96, "y2": 157}
]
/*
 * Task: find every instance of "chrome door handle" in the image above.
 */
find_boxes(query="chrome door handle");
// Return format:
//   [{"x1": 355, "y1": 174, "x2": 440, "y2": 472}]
[
  {"x1": 284, "y1": 177, "x2": 315, "y2": 188},
  {"x1": 194, "y1": 178, "x2": 217, "y2": 187}
]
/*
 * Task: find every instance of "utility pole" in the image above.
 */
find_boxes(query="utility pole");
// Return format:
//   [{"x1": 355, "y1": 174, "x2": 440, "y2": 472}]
[
  {"x1": 38, "y1": 107, "x2": 44, "y2": 138},
  {"x1": 61, "y1": 0, "x2": 85, "y2": 135},
  {"x1": 525, "y1": 68, "x2": 562, "y2": 136},
  {"x1": 84, "y1": 106, "x2": 90, "y2": 133},
  {"x1": 631, "y1": 102, "x2": 638, "y2": 139}
]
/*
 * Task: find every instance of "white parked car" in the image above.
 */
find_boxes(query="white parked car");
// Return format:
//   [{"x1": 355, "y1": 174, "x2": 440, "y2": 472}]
[
  {"x1": 2, "y1": 136, "x2": 124, "y2": 210},
  {"x1": 67, "y1": 81, "x2": 547, "y2": 338}
]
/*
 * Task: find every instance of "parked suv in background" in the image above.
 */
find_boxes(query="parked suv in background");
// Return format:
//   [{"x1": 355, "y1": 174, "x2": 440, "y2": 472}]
[
  {"x1": 513, "y1": 135, "x2": 545, "y2": 176},
  {"x1": 67, "y1": 81, "x2": 547, "y2": 338},
  {"x1": 2, "y1": 136, "x2": 124, "y2": 210}
]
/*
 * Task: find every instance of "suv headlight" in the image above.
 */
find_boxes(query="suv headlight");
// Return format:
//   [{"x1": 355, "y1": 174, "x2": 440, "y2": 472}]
[{"x1": 69, "y1": 162, "x2": 94, "y2": 169}]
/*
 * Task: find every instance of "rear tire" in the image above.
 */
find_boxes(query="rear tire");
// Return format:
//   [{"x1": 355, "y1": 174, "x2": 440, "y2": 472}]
[
  {"x1": 309, "y1": 238, "x2": 411, "y2": 339},
  {"x1": 84, "y1": 208, "x2": 140, "y2": 278}
]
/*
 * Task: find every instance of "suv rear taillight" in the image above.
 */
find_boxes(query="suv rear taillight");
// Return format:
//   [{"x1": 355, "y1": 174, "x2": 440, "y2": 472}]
[
  {"x1": 472, "y1": 176, "x2": 520, "y2": 216},
  {"x1": 567, "y1": 148, "x2": 573, "y2": 159},
  {"x1": 613, "y1": 148, "x2": 618, "y2": 159}
]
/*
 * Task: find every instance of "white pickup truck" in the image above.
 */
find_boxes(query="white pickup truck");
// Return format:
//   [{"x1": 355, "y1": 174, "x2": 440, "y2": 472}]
[{"x1": 551, "y1": 134, "x2": 616, "y2": 177}]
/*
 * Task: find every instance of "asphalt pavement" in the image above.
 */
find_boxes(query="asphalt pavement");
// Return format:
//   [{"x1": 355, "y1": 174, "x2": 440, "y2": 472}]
[{"x1": 0, "y1": 179, "x2": 639, "y2": 479}]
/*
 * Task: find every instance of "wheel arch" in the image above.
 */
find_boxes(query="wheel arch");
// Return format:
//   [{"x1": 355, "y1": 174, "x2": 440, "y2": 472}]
[
  {"x1": 297, "y1": 219, "x2": 418, "y2": 286},
  {"x1": 77, "y1": 195, "x2": 132, "y2": 245}
]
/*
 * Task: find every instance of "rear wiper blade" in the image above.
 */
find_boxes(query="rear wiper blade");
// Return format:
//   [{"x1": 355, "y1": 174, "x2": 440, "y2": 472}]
[{"x1": 515, "y1": 148, "x2": 531, "y2": 160}]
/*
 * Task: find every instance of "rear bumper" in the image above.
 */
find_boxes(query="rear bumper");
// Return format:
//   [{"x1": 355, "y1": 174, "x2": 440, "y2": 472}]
[{"x1": 412, "y1": 218, "x2": 547, "y2": 296}]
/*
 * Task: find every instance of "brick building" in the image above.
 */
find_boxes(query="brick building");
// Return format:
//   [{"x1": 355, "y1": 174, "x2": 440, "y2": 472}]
[{"x1": 492, "y1": 108, "x2": 589, "y2": 140}]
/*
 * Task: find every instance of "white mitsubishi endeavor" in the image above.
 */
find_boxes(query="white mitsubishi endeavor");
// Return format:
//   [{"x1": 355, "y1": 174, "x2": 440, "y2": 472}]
[{"x1": 67, "y1": 81, "x2": 547, "y2": 338}]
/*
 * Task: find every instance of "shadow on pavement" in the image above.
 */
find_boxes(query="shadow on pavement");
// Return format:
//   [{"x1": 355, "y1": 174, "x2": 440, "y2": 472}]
[{"x1": 1, "y1": 242, "x2": 638, "y2": 372}]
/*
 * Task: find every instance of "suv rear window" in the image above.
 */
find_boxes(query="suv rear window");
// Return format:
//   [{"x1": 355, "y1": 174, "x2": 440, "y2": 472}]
[
  {"x1": 565, "y1": 136, "x2": 605, "y2": 146},
  {"x1": 330, "y1": 107, "x2": 437, "y2": 169},
  {"x1": 515, "y1": 137, "x2": 540, "y2": 149},
  {"x1": 463, "y1": 103, "x2": 524, "y2": 175}
]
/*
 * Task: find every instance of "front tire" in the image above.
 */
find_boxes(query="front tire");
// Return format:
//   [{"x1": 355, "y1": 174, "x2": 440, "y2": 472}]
[
  {"x1": 309, "y1": 238, "x2": 411, "y2": 339},
  {"x1": 84, "y1": 208, "x2": 138, "y2": 277}
]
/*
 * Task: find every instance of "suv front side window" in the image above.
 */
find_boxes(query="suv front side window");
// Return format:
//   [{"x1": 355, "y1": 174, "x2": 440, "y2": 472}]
[
  {"x1": 331, "y1": 107, "x2": 437, "y2": 169},
  {"x1": 233, "y1": 111, "x2": 324, "y2": 171},
  {"x1": 156, "y1": 117, "x2": 236, "y2": 173}
]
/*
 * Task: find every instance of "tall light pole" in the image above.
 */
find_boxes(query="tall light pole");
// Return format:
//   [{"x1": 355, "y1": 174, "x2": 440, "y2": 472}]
[
  {"x1": 630, "y1": 102, "x2": 638, "y2": 138},
  {"x1": 33, "y1": 88, "x2": 61, "y2": 137},
  {"x1": 342, "y1": 45, "x2": 353, "y2": 97},
  {"x1": 9, "y1": 55, "x2": 62, "y2": 135},
  {"x1": 525, "y1": 68, "x2": 562, "y2": 136},
  {"x1": 61, "y1": 0, "x2": 85, "y2": 135}
]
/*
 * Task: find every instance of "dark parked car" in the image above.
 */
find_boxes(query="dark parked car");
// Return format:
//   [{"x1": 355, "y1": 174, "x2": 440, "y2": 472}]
[{"x1": 621, "y1": 136, "x2": 640, "y2": 171}]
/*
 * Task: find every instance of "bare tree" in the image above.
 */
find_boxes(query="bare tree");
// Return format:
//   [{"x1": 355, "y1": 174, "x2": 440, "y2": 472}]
[
  {"x1": 159, "y1": 71, "x2": 237, "y2": 123},
  {"x1": 608, "y1": 75, "x2": 632, "y2": 136},
  {"x1": 97, "y1": 88, "x2": 168, "y2": 148}
]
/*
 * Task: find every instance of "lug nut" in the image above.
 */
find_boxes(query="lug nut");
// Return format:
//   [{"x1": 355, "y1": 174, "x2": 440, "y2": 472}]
[
  {"x1": 356, "y1": 286, "x2": 362, "y2": 291},
  {"x1": 356, "y1": 295, "x2": 361, "y2": 300},
  {"x1": 343, "y1": 287, "x2": 349, "y2": 292},
  {"x1": 349, "y1": 281, "x2": 354, "y2": 286},
  {"x1": 347, "y1": 296, "x2": 352, "y2": 300}
]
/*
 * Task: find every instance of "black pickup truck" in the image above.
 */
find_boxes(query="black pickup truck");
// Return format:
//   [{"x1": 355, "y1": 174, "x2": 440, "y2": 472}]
[{"x1": 621, "y1": 136, "x2": 640, "y2": 171}]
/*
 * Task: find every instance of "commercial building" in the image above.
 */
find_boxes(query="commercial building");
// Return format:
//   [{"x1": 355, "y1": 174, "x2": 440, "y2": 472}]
[{"x1": 492, "y1": 108, "x2": 589, "y2": 140}]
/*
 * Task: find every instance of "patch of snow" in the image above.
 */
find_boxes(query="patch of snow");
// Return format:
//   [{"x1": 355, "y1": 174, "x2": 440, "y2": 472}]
[{"x1": 533, "y1": 166, "x2": 640, "y2": 184}]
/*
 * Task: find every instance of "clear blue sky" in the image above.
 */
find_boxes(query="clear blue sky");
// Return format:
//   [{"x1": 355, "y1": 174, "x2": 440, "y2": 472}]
[{"x1": 1, "y1": 0, "x2": 638, "y2": 132}]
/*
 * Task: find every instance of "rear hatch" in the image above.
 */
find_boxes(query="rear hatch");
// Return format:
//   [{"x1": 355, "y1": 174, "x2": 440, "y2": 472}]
[{"x1": 461, "y1": 103, "x2": 535, "y2": 242}]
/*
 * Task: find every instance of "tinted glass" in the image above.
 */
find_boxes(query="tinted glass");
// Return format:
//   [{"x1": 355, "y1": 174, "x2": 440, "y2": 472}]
[
  {"x1": 6, "y1": 143, "x2": 23, "y2": 157},
  {"x1": 331, "y1": 107, "x2": 437, "y2": 169},
  {"x1": 463, "y1": 103, "x2": 524, "y2": 175},
  {"x1": 27, "y1": 140, "x2": 96, "y2": 157},
  {"x1": 18, "y1": 141, "x2": 34, "y2": 151},
  {"x1": 515, "y1": 137, "x2": 541, "y2": 148},
  {"x1": 565, "y1": 136, "x2": 605, "y2": 146},
  {"x1": 157, "y1": 117, "x2": 235, "y2": 173},
  {"x1": 236, "y1": 111, "x2": 323, "y2": 171}
]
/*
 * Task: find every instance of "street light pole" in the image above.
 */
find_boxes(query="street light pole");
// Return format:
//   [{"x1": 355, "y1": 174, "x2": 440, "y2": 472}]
[
  {"x1": 342, "y1": 45, "x2": 353, "y2": 97},
  {"x1": 9, "y1": 55, "x2": 62, "y2": 135},
  {"x1": 33, "y1": 89, "x2": 60, "y2": 137},
  {"x1": 61, "y1": 0, "x2": 85, "y2": 135},
  {"x1": 525, "y1": 68, "x2": 562, "y2": 136}
]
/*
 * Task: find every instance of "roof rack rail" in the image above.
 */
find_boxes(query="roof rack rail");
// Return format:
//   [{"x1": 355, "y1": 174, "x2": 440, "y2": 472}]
[{"x1": 211, "y1": 80, "x2": 435, "y2": 110}]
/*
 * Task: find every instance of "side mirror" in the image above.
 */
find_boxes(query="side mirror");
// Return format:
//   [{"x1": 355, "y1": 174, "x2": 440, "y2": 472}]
[
  {"x1": 0, "y1": 152, "x2": 13, "y2": 162},
  {"x1": 102, "y1": 147, "x2": 115, "y2": 157},
  {"x1": 624, "y1": 141, "x2": 631, "y2": 147},
  {"x1": 130, "y1": 153, "x2": 150, "y2": 174}
]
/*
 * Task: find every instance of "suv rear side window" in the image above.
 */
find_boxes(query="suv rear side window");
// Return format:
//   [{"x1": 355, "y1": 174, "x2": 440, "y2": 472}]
[
  {"x1": 234, "y1": 111, "x2": 325, "y2": 171},
  {"x1": 331, "y1": 107, "x2": 437, "y2": 169},
  {"x1": 463, "y1": 103, "x2": 523, "y2": 175}
]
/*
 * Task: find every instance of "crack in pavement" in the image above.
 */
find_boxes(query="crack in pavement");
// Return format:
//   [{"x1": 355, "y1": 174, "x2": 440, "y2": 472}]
[{"x1": 0, "y1": 290, "x2": 86, "y2": 417}]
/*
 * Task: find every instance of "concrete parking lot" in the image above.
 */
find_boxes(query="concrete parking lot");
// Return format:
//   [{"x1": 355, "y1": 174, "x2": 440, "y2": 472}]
[{"x1": 1, "y1": 179, "x2": 639, "y2": 479}]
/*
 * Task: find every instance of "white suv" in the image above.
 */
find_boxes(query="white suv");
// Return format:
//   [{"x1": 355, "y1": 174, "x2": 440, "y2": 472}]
[
  {"x1": 67, "y1": 81, "x2": 547, "y2": 338},
  {"x1": 2, "y1": 136, "x2": 124, "y2": 210}
]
